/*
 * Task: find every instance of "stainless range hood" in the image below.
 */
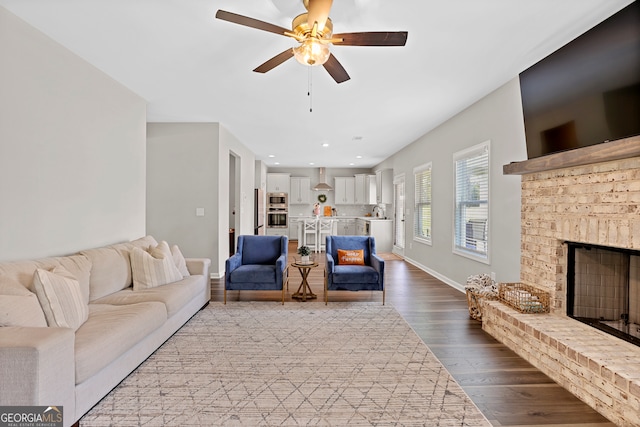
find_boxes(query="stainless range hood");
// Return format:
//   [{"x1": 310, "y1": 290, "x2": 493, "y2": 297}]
[{"x1": 313, "y1": 167, "x2": 333, "y2": 191}]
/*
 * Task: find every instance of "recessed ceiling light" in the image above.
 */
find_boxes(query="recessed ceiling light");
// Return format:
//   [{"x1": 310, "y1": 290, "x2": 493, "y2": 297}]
[
  {"x1": 268, "y1": 154, "x2": 275, "y2": 158},
  {"x1": 321, "y1": 143, "x2": 330, "y2": 147},
  {"x1": 349, "y1": 163, "x2": 355, "y2": 166},
  {"x1": 274, "y1": 162, "x2": 280, "y2": 165},
  {"x1": 352, "y1": 136, "x2": 363, "y2": 141},
  {"x1": 356, "y1": 155, "x2": 363, "y2": 159}
]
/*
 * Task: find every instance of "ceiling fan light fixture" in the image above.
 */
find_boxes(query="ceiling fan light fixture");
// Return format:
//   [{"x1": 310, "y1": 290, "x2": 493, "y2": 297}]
[{"x1": 293, "y1": 38, "x2": 330, "y2": 66}]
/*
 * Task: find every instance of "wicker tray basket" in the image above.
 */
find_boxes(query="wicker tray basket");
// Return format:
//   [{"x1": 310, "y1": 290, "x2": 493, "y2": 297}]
[{"x1": 498, "y1": 283, "x2": 549, "y2": 313}]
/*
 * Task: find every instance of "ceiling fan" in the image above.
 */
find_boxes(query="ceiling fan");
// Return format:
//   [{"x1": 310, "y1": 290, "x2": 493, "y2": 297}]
[{"x1": 215, "y1": 0, "x2": 408, "y2": 84}]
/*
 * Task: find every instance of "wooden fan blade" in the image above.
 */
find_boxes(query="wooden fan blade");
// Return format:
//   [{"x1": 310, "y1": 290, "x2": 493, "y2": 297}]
[
  {"x1": 333, "y1": 31, "x2": 408, "y2": 46},
  {"x1": 323, "y1": 54, "x2": 350, "y2": 84},
  {"x1": 215, "y1": 10, "x2": 290, "y2": 37},
  {"x1": 253, "y1": 49, "x2": 294, "y2": 73},
  {"x1": 306, "y1": 0, "x2": 333, "y2": 32}
]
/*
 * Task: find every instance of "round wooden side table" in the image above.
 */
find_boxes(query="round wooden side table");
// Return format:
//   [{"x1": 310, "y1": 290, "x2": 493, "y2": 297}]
[{"x1": 290, "y1": 261, "x2": 318, "y2": 301}]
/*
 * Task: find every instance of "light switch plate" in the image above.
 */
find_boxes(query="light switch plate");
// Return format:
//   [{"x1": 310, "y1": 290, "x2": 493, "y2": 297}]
[{"x1": 196, "y1": 208, "x2": 205, "y2": 217}]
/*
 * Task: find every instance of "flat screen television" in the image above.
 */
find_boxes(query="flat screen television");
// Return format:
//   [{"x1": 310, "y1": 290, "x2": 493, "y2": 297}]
[{"x1": 519, "y1": 1, "x2": 640, "y2": 159}]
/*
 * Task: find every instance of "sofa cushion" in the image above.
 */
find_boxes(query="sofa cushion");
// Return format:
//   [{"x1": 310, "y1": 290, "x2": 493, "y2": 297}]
[
  {"x1": 81, "y1": 236, "x2": 159, "y2": 301},
  {"x1": 92, "y1": 275, "x2": 206, "y2": 318},
  {"x1": 108, "y1": 235, "x2": 160, "y2": 288},
  {"x1": 75, "y1": 302, "x2": 167, "y2": 384},
  {"x1": 130, "y1": 241, "x2": 183, "y2": 290},
  {"x1": 81, "y1": 246, "x2": 131, "y2": 301},
  {"x1": 0, "y1": 276, "x2": 47, "y2": 327},
  {"x1": 0, "y1": 255, "x2": 91, "y2": 304},
  {"x1": 33, "y1": 267, "x2": 89, "y2": 331},
  {"x1": 171, "y1": 245, "x2": 190, "y2": 277}
]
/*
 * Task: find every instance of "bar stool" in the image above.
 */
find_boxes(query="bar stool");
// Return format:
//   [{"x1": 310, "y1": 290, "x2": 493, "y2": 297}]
[
  {"x1": 317, "y1": 218, "x2": 334, "y2": 252},
  {"x1": 303, "y1": 219, "x2": 318, "y2": 252}
]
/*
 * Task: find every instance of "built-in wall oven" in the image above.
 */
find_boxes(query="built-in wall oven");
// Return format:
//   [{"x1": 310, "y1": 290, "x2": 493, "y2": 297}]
[
  {"x1": 267, "y1": 192, "x2": 287, "y2": 206},
  {"x1": 267, "y1": 192, "x2": 288, "y2": 228}
]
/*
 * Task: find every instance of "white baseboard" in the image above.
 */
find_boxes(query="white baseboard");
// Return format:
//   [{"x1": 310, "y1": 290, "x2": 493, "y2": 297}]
[
  {"x1": 210, "y1": 272, "x2": 224, "y2": 279},
  {"x1": 402, "y1": 256, "x2": 465, "y2": 294}
]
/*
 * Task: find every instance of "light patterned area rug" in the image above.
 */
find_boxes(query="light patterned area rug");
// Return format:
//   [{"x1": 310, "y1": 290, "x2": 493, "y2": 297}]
[{"x1": 82, "y1": 302, "x2": 490, "y2": 426}]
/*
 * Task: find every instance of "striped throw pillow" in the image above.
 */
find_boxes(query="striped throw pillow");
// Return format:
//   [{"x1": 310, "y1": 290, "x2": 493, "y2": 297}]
[
  {"x1": 171, "y1": 244, "x2": 190, "y2": 277},
  {"x1": 131, "y1": 241, "x2": 183, "y2": 290},
  {"x1": 33, "y1": 267, "x2": 89, "y2": 330}
]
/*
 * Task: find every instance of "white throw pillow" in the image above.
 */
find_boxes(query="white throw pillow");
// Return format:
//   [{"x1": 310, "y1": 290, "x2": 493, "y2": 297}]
[
  {"x1": 0, "y1": 276, "x2": 48, "y2": 327},
  {"x1": 171, "y1": 244, "x2": 190, "y2": 277},
  {"x1": 33, "y1": 267, "x2": 89, "y2": 330},
  {"x1": 131, "y1": 241, "x2": 183, "y2": 290}
]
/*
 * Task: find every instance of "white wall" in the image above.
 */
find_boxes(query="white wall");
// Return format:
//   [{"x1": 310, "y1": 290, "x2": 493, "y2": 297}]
[
  {"x1": 146, "y1": 123, "x2": 255, "y2": 277},
  {"x1": 376, "y1": 78, "x2": 527, "y2": 290},
  {"x1": 0, "y1": 6, "x2": 147, "y2": 261}
]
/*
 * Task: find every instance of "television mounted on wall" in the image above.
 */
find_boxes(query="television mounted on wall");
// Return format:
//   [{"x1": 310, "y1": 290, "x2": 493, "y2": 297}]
[{"x1": 519, "y1": 1, "x2": 640, "y2": 160}]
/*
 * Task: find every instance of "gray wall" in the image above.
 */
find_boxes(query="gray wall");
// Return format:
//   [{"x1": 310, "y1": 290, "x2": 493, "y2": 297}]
[
  {"x1": 0, "y1": 6, "x2": 147, "y2": 261},
  {"x1": 147, "y1": 123, "x2": 255, "y2": 277},
  {"x1": 376, "y1": 78, "x2": 527, "y2": 290}
]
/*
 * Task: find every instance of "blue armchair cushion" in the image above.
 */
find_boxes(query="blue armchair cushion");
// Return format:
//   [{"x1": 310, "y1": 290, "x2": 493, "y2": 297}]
[
  {"x1": 327, "y1": 236, "x2": 373, "y2": 265},
  {"x1": 332, "y1": 265, "x2": 379, "y2": 284},
  {"x1": 242, "y1": 236, "x2": 282, "y2": 265},
  {"x1": 229, "y1": 265, "x2": 276, "y2": 284}
]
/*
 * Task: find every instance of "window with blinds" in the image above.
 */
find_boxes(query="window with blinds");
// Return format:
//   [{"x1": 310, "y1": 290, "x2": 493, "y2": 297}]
[
  {"x1": 453, "y1": 141, "x2": 490, "y2": 262},
  {"x1": 414, "y1": 162, "x2": 432, "y2": 245}
]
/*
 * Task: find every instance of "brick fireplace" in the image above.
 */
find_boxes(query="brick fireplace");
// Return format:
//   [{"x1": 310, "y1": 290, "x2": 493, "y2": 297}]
[{"x1": 482, "y1": 138, "x2": 640, "y2": 426}]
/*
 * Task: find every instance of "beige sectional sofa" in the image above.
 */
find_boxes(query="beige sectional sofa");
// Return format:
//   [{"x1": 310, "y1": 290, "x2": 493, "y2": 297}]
[{"x1": 0, "y1": 236, "x2": 211, "y2": 427}]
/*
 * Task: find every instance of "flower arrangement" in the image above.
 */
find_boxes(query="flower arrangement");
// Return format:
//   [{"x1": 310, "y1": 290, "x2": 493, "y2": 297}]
[{"x1": 297, "y1": 246, "x2": 311, "y2": 256}]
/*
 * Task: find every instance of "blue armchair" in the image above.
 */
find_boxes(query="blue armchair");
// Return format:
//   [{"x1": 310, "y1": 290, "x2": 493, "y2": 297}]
[
  {"x1": 225, "y1": 235, "x2": 289, "y2": 304},
  {"x1": 325, "y1": 235, "x2": 385, "y2": 305}
]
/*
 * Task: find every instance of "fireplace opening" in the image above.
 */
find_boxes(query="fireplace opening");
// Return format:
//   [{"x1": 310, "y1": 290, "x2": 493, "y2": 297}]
[{"x1": 567, "y1": 242, "x2": 640, "y2": 347}]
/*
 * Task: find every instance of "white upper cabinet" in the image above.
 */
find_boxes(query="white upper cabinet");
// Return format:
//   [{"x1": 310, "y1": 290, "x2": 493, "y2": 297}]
[
  {"x1": 334, "y1": 177, "x2": 355, "y2": 205},
  {"x1": 290, "y1": 177, "x2": 311, "y2": 204},
  {"x1": 267, "y1": 173, "x2": 290, "y2": 193},
  {"x1": 354, "y1": 174, "x2": 377, "y2": 205},
  {"x1": 375, "y1": 169, "x2": 393, "y2": 204}
]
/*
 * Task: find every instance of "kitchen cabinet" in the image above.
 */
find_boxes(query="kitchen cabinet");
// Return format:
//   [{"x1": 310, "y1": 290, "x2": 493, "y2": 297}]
[
  {"x1": 356, "y1": 219, "x2": 367, "y2": 236},
  {"x1": 354, "y1": 174, "x2": 376, "y2": 205},
  {"x1": 290, "y1": 177, "x2": 311, "y2": 204},
  {"x1": 337, "y1": 218, "x2": 356, "y2": 235},
  {"x1": 334, "y1": 177, "x2": 355, "y2": 205},
  {"x1": 375, "y1": 169, "x2": 393, "y2": 204},
  {"x1": 266, "y1": 228, "x2": 288, "y2": 237},
  {"x1": 289, "y1": 221, "x2": 299, "y2": 241},
  {"x1": 368, "y1": 219, "x2": 393, "y2": 252},
  {"x1": 267, "y1": 173, "x2": 290, "y2": 193}
]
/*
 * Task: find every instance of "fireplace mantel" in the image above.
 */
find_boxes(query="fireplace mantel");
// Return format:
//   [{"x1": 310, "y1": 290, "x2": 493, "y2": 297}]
[{"x1": 503, "y1": 135, "x2": 640, "y2": 175}]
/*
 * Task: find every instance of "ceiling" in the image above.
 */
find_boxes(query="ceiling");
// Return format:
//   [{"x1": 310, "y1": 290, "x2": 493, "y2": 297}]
[{"x1": 0, "y1": 0, "x2": 633, "y2": 168}]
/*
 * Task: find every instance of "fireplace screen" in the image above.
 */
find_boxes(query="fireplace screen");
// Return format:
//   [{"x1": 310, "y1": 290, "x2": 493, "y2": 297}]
[{"x1": 567, "y1": 242, "x2": 640, "y2": 346}]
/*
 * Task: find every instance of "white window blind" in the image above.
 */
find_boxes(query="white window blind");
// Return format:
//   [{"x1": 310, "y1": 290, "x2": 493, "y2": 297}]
[
  {"x1": 414, "y1": 162, "x2": 432, "y2": 244},
  {"x1": 453, "y1": 142, "x2": 489, "y2": 261}
]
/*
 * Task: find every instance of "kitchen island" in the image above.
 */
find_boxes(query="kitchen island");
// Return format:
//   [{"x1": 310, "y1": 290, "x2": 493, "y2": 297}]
[{"x1": 292, "y1": 216, "x2": 393, "y2": 252}]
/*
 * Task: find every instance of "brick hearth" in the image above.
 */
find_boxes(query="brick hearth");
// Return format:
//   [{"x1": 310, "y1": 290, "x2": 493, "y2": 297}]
[{"x1": 483, "y1": 148, "x2": 640, "y2": 426}]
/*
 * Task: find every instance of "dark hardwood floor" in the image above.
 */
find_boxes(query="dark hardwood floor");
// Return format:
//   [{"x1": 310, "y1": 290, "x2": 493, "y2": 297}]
[{"x1": 213, "y1": 243, "x2": 616, "y2": 426}]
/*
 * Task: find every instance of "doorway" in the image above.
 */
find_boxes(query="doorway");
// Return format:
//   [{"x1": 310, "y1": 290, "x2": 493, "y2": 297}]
[
  {"x1": 393, "y1": 174, "x2": 405, "y2": 257},
  {"x1": 229, "y1": 152, "x2": 241, "y2": 256}
]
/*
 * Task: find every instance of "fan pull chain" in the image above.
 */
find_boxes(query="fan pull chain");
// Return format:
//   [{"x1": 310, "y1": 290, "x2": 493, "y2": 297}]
[{"x1": 308, "y1": 67, "x2": 313, "y2": 113}]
